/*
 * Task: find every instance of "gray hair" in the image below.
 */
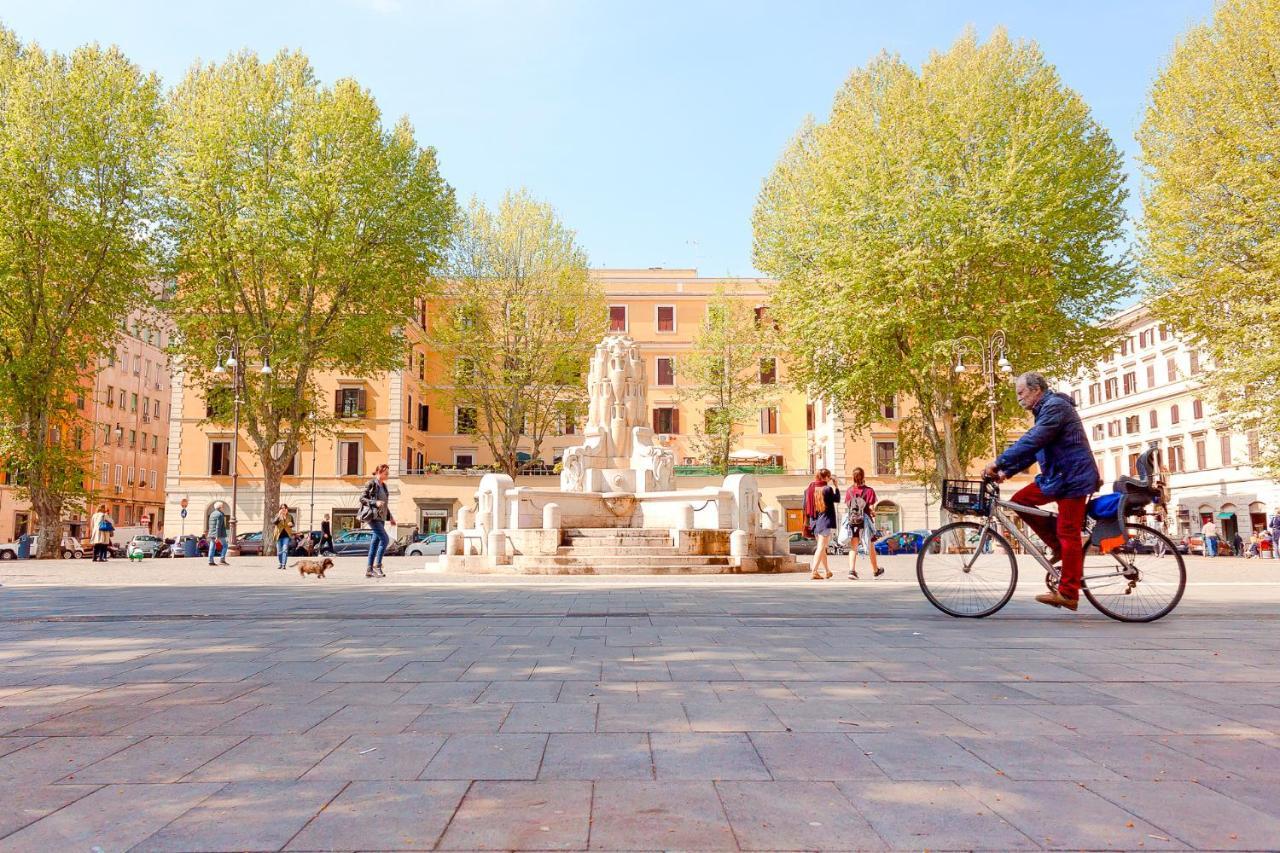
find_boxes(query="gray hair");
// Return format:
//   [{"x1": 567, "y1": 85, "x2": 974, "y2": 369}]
[{"x1": 1016, "y1": 372, "x2": 1050, "y2": 393}]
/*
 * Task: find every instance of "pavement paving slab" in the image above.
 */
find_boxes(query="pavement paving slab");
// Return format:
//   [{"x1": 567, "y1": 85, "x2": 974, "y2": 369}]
[{"x1": 1, "y1": 554, "x2": 1278, "y2": 850}]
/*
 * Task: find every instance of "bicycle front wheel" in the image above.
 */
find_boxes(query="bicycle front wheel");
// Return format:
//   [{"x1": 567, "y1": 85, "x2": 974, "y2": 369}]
[
  {"x1": 1082, "y1": 522, "x2": 1186, "y2": 622},
  {"x1": 917, "y1": 521, "x2": 1018, "y2": 617}
]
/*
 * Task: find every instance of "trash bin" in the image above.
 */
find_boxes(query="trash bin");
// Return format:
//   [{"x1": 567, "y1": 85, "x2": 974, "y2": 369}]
[
  {"x1": 183, "y1": 537, "x2": 199, "y2": 557},
  {"x1": 16, "y1": 534, "x2": 32, "y2": 560}
]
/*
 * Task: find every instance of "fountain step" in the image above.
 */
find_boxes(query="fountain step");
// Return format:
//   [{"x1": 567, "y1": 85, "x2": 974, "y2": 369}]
[
  {"x1": 513, "y1": 554, "x2": 731, "y2": 569},
  {"x1": 556, "y1": 545, "x2": 679, "y2": 556},
  {"x1": 562, "y1": 528, "x2": 675, "y2": 538},
  {"x1": 511, "y1": 554, "x2": 736, "y2": 575}
]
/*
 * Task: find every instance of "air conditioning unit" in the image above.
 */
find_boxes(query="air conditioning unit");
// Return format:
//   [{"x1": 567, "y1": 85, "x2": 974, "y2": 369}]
[{"x1": 657, "y1": 434, "x2": 671, "y2": 444}]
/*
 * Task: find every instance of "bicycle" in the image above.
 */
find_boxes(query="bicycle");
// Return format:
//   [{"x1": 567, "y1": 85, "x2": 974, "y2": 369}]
[{"x1": 916, "y1": 454, "x2": 1186, "y2": 622}]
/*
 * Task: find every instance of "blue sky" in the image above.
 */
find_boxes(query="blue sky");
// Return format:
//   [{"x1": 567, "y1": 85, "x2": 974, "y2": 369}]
[{"x1": 0, "y1": 0, "x2": 1211, "y2": 276}]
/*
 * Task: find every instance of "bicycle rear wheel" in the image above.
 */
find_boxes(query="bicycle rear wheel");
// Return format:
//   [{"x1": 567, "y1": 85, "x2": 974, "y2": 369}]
[
  {"x1": 1082, "y1": 522, "x2": 1186, "y2": 622},
  {"x1": 917, "y1": 521, "x2": 1018, "y2": 617}
]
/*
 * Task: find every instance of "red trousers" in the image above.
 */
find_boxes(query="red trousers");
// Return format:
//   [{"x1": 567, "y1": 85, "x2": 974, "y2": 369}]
[{"x1": 1010, "y1": 482, "x2": 1087, "y2": 599}]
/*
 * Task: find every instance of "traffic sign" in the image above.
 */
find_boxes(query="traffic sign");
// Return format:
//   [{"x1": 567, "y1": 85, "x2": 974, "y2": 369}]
[
  {"x1": 180, "y1": 508, "x2": 188, "y2": 519},
  {"x1": 180, "y1": 497, "x2": 189, "y2": 509}
]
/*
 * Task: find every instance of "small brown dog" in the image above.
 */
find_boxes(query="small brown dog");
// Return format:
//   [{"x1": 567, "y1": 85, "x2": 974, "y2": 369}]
[{"x1": 291, "y1": 557, "x2": 333, "y2": 579}]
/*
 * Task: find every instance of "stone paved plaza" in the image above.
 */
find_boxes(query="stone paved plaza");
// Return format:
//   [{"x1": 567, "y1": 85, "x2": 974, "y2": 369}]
[{"x1": 0, "y1": 554, "x2": 1278, "y2": 851}]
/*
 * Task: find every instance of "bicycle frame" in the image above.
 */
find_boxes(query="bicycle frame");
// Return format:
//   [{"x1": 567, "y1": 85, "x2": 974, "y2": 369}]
[{"x1": 968, "y1": 498, "x2": 1133, "y2": 586}]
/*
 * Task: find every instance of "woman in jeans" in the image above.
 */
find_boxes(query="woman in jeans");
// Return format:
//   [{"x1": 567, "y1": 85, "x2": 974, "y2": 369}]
[
  {"x1": 361, "y1": 463, "x2": 395, "y2": 578},
  {"x1": 845, "y1": 467, "x2": 883, "y2": 579},
  {"x1": 273, "y1": 505, "x2": 295, "y2": 570},
  {"x1": 808, "y1": 469, "x2": 839, "y2": 580}
]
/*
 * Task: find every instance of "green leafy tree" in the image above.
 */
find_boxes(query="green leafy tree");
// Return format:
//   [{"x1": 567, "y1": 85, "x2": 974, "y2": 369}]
[
  {"x1": 0, "y1": 29, "x2": 162, "y2": 557},
  {"x1": 753, "y1": 29, "x2": 1131, "y2": 489},
  {"x1": 1139, "y1": 0, "x2": 1280, "y2": 475},
  {"x1": 431, "y1": 190, "x2": 605, "y2": 477},
  {"x1": 162, "y1": 50, "x2": 455, "y2": 550},
  {"x1": 677, "y1": 288, "x2": 780, "y2": 474}
]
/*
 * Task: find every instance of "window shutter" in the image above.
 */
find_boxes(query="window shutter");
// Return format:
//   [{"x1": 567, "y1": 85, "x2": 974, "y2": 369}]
[
  {"x1": 652, "y1": 409, "x2": 660, "y2": 433},
  {"x1": 357, "y1": 389, "x2": 368, "y2": 416},
  {"x1": 334, "y1": 389, "x2": 342, "y2": 417},
  {"x1": 672, "y1": 408, "x2": 680, "y2": 435}
]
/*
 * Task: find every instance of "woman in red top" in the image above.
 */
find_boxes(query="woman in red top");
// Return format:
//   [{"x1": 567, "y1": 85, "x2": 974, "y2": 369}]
[{"x1": 845, "y1": 467, "x2": 883, "y2": 579}]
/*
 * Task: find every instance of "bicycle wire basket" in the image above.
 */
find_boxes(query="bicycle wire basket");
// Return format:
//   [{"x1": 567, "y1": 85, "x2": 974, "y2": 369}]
[{"x1": 941, "y1": 479, "x2": 997, "y2": 516}]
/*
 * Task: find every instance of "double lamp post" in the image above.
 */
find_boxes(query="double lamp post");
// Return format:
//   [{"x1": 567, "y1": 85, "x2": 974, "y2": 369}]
[{"x1": 211, "y1": 334, "x2": 271, "y2": 555}]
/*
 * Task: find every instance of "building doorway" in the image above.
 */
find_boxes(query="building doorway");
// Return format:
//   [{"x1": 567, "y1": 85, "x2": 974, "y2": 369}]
[
  {"x1": 875, "y1": 501, "x2": 900, "y2": 535},
  {"x1": 332, "y1": 508, "x2": 359, "y2": 534}
]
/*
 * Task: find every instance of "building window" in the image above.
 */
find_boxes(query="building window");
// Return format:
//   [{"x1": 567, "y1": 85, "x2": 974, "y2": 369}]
[
  {"x1": 417, "y1": 352, "x2": 425, "y2": 381},
  {"x1": 1149, "y1": 410, "x2": 1158, "y2": 429},
  {"x1": 1104, "y1": 377, "x2": 1118, "y2": 400},
  {"x1": 1071, "y1": 390, "x2": 1081, "y2": 406},
  {"x1": 75, "y1": 392, "x2": 85, "y2": 410},
  {"x1": 210, "y1": 441, "x2": 231, "y2": 476},
  {"x1": 418, "y1": 404, "x2": 429, "y2": 431},
  {"x1": 1088, "y1": 383, "x2": 1099, "y2": 406},
  {"x1": 1159, "y1": 324, "x2": 1169, "y2": 341},
  {"x1": 154, "y1": 399, "x2": 160, "y2": 418},
  {"x1": 1168, "y1": 444, "x2": 1184, "y2": 473},
  {"x1": 806, "y1": 403, "x2": 815, "y2": 431},
  {"x1": 656, "y1": 305, "x2": 675, "y2": 333},
  {"x1": 454, "y1": 453, "x2": 474, "y2": 468},
  {"x1": 1247, "y1": 430, "x2": 1260, "y2": 464},
  {"x1": 656, "y1": 357, "x2": 674, "y2": 387},
  {"x1": 759, "y1": 357, "x2": 776, "y2": 385},
  {"x1": 406, "y1": 394, "x2": 414, "y2": 425},
  {"x1": 105, "y1": 385, "x2": 114, "y2": 407},
  {"x1": 1189, "y1": 351, "x2": 1201, "y2": 375},
  {"x1": 1166, "y1": 357, "x2": 1178, "y2": 383},
  {"x1": 882, "y1": 397, "x2": 898, "y2": 419},
  {"x1": 455, "y1": 407, "x2": 477, "y2": 434},
  {"x1": 1107, "y1": 420, "x2": 1120, "y2": 438},
  {"x1": 113, "y1": 464, "x2": 122, "y2": 484},
  {"x1": 338, "y1": 440, "x2": 362, "y2": 476},
  {"x1": 1092, "y1": 423, "x2": 1105, "y2": 442},
  {"x1": 1123, "y1": 372, "x2": 1137, "y2": 395},
  {"x1": 759, "y1": 407, "x2": 778, "y2": 434},
  {"x1": 608, "y1": 305, "x2": 627, "y2": 332},
  {"x1": 130, "y1": 393, "x2": 138, "y2": 412},
  {"x1": 1145, "y1": 364, "x2": 1155, "y2": 388},
  {"x1": 874, "y1": 441, "x2": 897, "y2": 477},
  {"x1": 1192, "y1": 398, "x2": 1203, "y2": 419},
  {"x1": 151, "y1": 434, "x2": 158, "y2": 451},
  {"x1": 1170, "y1": 404, "x2": 1180, "y2": 425},
  {"x1": 1195, "y1": 437, "x2": 1207, "y2": 471},
  {"x1": 1125, "y1": 415, "x2": 1140, "y2": 434},
  {"x1": 653, "y1": 407, "x2": 679, "y2": 435},
  {"x1": 1220, "y1": 433, "x2": 1232, "y2": 466},
  {"x1": 1127, "y1": 453, "x2": 1139, "y2": 476},
  {"x1": 335, "y1": 388, "x2": 367, "y2": 418}
]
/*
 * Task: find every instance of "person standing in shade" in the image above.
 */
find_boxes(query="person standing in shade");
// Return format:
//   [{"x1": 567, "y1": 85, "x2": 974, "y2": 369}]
[
  {"x1": 1269, "y1": 509, "x2": 1280, "y2": 560},
  {"x1": 808, "y1": 469, "x2": 839, "y2": 580},
  {"x1": 89, "y1": 504, "x2": 114, "y2": 562},
  {"x1": 845, "y1": 467, "x2": 884, "y2": 579},
  {"x1": 207, "y1": 502, "x2": 229, "y2": 566},
  {"x1": 361, "y1": 463, "x2": 395, "y2": 579},
  {"x1": 1231, "y1": 529, "x2": 1244, "y2": 558},
  {"x1": 1202, "y1": 518, "x2": 1218, "y2": 557},
  {"x1": 273, "y1": 505, "x2": 296, "y2": 570},
  {"x1": 320, "y1": 513, "x2": 334, "y2": 554}
]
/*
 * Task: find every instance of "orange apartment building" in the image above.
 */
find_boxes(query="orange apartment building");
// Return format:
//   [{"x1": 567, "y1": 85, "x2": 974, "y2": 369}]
[
  {"x1": 163, "y1": 269, "x2": 923, "y2": 539},
  {"x1": 0, "y1": 311, "x2": 172, "y2": 542}
]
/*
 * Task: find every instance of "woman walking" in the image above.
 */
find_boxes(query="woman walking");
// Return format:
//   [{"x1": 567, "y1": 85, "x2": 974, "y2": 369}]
[
  {"x1": 808, "y1": 469, "x2": 839, "y2": 580},
  {"x1": 273, "y1": 505, "x2": 296, "y2": 570},
  {"x1": 361, "y1": 463, "x2": 395, "y2": 579},
  {"x1": 845, "y1": 467, "x2": 883, "y2": 579},
  {"x1": 89, "y1": 504, "x2": 114, "y2": 562}
]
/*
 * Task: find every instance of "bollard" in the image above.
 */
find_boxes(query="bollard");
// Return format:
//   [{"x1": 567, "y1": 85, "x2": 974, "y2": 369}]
[
  {"x1": 543, "y1": 503, "x2": 561, "y2": 531},
  {"x1": 730, "y1": 529, "x2": 750, "y2": 558},
  {"x1": 679, "y1": 504, "x2": 695, "y2": 530},
  {"x1": 446, "y1": 529, "x2": 463, "y2": 557},
  {"x1": 487, "y1": 530, "x2": 508, "y2": 564}
]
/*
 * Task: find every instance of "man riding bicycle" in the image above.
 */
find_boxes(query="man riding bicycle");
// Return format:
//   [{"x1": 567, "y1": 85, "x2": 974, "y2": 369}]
[{"x1": 982, "y1": 372, "x2": 1100, "y2": 611}]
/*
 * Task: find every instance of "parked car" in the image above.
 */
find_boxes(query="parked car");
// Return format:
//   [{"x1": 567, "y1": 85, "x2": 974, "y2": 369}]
[
  {"x1": 406, "y1": 532, "x2": 448, "y2": 557},
  {"x1": 329, "y1": 528, "x2": 378, "y2": 555},
  {"x1": 0, "y1": 534, "x2": 84, "y2": 559},
  {"x1": 874, "y1": 529, "x2": 930, "y2": 556},
  {"x1": 126, "y1": 535, "x2": 168, "y2": 558},
  {"x1": 788, "y1": 532, "x2": 847, "y2": 556},
  {"x1": 288, "y1": 531, "x2": 335, "y2": 556},
  {"x1": 235, "y1": 531, "x2": 264, "y2": 556},
  {"x1": 1183, "y1": 534, "x2": 1205, "y2": 556}
]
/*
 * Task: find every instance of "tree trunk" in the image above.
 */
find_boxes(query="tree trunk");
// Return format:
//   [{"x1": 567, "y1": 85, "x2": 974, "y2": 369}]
[
  {"x1": 260, "y1": 457, "x2": 282, "y2": 555},
  {"x1": 31, "y1": 487, "x2": 63, "y2": 559}
]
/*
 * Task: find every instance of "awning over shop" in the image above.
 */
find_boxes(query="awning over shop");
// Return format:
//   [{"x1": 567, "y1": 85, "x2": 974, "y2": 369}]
[{"x1": 1217, "y1": 511, "x2": 1236, "y2": 519}]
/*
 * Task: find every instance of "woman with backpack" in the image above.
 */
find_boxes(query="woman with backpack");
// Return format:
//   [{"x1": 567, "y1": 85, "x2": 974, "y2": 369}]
[
  {"x1": 808, "y1": 469, "x2": 840, "y2": 580},
  {"x1": 89, "y1": 504, "x2": 114, "y2": 562},
  {"x1": 360, "y1": 463, "x2": 395, "y2": 579},
  {"x1": 845, "y1": 467, "x2": 884, "y2": 579}
]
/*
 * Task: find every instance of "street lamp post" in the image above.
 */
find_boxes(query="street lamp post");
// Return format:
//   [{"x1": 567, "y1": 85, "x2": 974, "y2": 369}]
[
  {"x1": 952, "y1": 330, "x2": 1014, "y2": 459},
  {"x1": 212, "y1": 334, "x2": 272, "y2": 556}
]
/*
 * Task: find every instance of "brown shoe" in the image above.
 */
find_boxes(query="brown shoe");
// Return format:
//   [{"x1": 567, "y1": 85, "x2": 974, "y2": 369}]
[{"x1": 1035, "y1": 591, "x2": 1079, "y2": 611}]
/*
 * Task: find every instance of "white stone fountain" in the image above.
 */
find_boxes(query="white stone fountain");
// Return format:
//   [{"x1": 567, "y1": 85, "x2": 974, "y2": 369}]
[{"x1": 439, "y1": 334, "x2": 803, "y2": 575}]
